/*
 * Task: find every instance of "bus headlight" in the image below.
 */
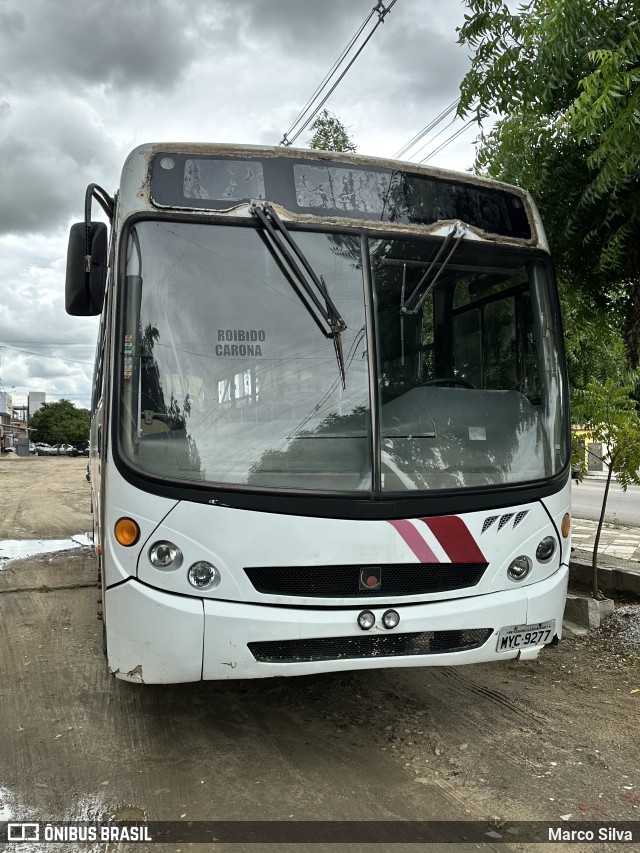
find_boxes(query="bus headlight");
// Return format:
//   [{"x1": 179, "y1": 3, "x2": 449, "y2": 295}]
[
  {"x1": 507, "y1": 555, "x2": 531, "y2": 581},
  {"x1": 382, "y1": 609, "x2": 400, "y2": 629},
  {"x1": 357, "y1": 610, "x2": 375, "y2": 630},
  {"x1": 535, "y1": 537, "x2": 556, "y2": 562},
  {"x1": 148, "y1": 540, "x2": 183, "y2": 569},
  {"x1": 187, "y1": 561, "x2": 220, "y2": 590}
]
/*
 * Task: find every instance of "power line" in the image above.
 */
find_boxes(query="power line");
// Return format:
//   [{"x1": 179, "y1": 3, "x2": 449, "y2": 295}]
[
  {"x1": 6, "y1": 392, "x2": 90, "y2": 399},
  {"x1": 0, "y1": 340, "x2": 95, "y2": 347},
  {"x1": 0, "y1": 344, "x2": 93, "y2": 366},
  {"x1": 419, "y1": 120, "x2": 473, "y2": 164},
  {"x1": 393, "y1": 99, "x2": 459, "y2": 160},
  {"x1": 282, "y1": 14, "x2": 375, "y2": 147},
  {"x1": 280, "y1": 0, "x2": 398, "y2": 148},
  {"x1": 408, "y1": 110, "x2": 461, "y2": 161},
  {"x1": 393, "y1": 104, "x2": 474, "y2": 167}
]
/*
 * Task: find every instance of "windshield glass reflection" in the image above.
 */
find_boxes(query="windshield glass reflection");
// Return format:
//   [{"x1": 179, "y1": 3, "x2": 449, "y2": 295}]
[
  {"x1": 371, "y1": 238, "x2": 566, "y2": 489},
  {"x1": 120, "y1": 222, "x2": 370, "y2": 490},
  {"x1": 119, "y1": 223, "x2": 567, "y2": 493}
]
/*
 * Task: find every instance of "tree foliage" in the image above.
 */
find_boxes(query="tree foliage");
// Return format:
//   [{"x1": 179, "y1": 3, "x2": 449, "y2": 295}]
[
  {"x1": 29, "y1": 399, "x2": 90, "y2": 446},
  {"x1": 572, "y1": 375, "x2": 640, "y2": 597},
  {"x1": 458, "y1": 0, "x2": 640, "y2": 369},
  {"x1": 309, "y1": 110, "x2": 357, "y2": 152}
]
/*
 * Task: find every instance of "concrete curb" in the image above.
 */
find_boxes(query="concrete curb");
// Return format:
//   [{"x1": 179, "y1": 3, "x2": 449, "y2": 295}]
[
  {"x1": 569, "y1": 556, "x2": 640, "y2": 599},
  {"x1": 564, "y1": 593, "x2": 614, "y2": 630},
  {"x1": 563, "y1": 557, "x2": 640, "y2": 630}
]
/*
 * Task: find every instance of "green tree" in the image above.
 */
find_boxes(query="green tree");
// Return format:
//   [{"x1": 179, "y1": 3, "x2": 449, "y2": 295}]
[
  {"x1": 30, "y1": 399, "x2": 90, "y2": 446},
  {"x1": 309, "y1": 110, "x2": 357, "y2": 152},
  {"x1": 572, "y1": 376, "x2": 640, "y2": 598},
  {"x1": 457, "y1": 0, "x2": 640, "y2": 370}
]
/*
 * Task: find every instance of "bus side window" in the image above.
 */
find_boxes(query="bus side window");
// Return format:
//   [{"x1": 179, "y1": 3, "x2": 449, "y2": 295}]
[
  {"x1": 482, "y1": 297, "x2": 517, "y2": 390},
  {"x1": 452, "y1": 309, "x2": 481, "y2": 388}
]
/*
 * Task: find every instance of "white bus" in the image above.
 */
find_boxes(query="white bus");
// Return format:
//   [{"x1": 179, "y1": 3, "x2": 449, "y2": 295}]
[{"x1": 66, "y1": 143, "x2": 571, "y2": 683}]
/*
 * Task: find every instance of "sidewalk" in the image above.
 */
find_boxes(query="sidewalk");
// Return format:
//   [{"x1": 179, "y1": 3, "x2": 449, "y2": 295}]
[
  {"x1": 572, "y1": 517, "x2": 640, "y2": 563},
  {"x1": 569, "y1": 517, "x2": 640, "y2": 606}
]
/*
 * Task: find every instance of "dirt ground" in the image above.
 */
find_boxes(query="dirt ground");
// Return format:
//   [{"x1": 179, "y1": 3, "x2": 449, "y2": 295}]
[
  {"x1": 0, "y1": 455, "x2": 92, "y2": 540},
  {"x1": 0, "y1": 455, "x2": 639, "y2": 852}
]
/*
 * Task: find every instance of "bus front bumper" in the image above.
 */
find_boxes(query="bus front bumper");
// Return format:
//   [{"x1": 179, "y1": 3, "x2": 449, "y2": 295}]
[{"x1": 105, "y1": 566, "x2": 568, "y2": 683}]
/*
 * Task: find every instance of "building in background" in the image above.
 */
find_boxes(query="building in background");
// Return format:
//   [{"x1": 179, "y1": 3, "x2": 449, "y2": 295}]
[
  {"x1": 0, "y1": 391, "x2": 18, "y2": 451},
  {"x1": 1, "y1": 392, "x2": 12, "y2": 451},
  {"x1": 28, "y1": 392, "x2": 46, "y2": 419},
  {"x1": 0, "y1": 391, "x2": 12, "y2": 415},
  {"x1": 1, "y1": 391, "x2": 39, "y2": 452}
]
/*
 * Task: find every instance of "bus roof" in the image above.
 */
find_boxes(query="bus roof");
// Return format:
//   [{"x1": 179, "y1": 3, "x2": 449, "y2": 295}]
[{"x1": 117, "y1": 142, "x2": 547, "y2": 249}]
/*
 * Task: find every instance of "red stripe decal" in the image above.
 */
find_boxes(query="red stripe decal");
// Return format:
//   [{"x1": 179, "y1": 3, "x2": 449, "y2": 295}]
[
  {"x1": 420, "y1": 516, "x2": 485, "y2": 563},
  {"x1": 387, "y1": 520, "x2": 439, "y2": 563}
]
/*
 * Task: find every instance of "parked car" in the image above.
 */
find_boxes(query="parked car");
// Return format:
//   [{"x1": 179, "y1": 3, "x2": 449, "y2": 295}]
[
  {"x1": 38, "y1": 443, "x2": 74, "y2": 455},
  {"x1": 54, "y1": 444, "x2": 75, "y2": 455},
  {"x1": 29, "y1": 442, "x2": 36, "y2": 454},
  {"x1": 67, "y1": 441, "x2": 90, "y2": 457},
  {"x1": 35, "y1": 443, "x2": 52, "y2": 455}
]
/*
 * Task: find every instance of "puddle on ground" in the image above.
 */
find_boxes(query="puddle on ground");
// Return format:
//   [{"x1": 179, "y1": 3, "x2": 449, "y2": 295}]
[
  {"x1": 0, "y1": 785, "x2": 13, "y2": 820},
  {"x1": 0, "y1": 785, "x2": 113, "y2": 853},
  {"x1": 103, "y1": 805, "x2": 147, "y2": 821},
  {"x1": 0, "y1": 533, "x2": 92, "y2": 568}
]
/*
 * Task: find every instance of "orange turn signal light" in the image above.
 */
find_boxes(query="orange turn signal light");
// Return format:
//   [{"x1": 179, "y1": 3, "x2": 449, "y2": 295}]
[
  {"x1": 561, "y1": 513, "x2": 571, "y2": 538},
  {"x1": 114, "y1": 517, "x2": 141, "y2": 547}
]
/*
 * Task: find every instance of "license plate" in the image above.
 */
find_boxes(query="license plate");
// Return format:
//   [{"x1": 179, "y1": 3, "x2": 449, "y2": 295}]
[{"x1": 496, "y1": 620, "x2": 555, "y2": 652}]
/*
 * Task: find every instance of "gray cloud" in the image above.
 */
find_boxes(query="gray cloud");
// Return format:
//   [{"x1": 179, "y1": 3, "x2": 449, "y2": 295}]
[
  {"x1": 0, "y1": 5, "x2": 25, "y2": 37},
  {"x1": 231, "y1": 0, "x2": 370, "y2": 51},
  {"x1": 0, "y1": 0, "x2": 198, "y2": 92},
  {"x1": 378, "y1": 18, "x2": 469, "y2": 104},
  {"x1": 0, "y1": 93, "x2": 118, "y2": 234}
]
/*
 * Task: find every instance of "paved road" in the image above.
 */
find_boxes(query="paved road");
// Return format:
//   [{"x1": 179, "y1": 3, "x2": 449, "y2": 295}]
[{"x1": 571, "y1": 478, "x2": 640, "y2": 527}]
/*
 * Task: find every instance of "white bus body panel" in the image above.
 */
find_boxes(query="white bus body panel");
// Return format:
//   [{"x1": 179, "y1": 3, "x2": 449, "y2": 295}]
[
  {"x1": 102, "y1": 475, "x2": 570, "y2": 682},
  {"x1": 105, "y1": 565, "x2": 567, "y2": 682},
  {"x1": 132, "y1": 486, "x2": 570, "y2": 606},
  {"x1": 201, "y1": 565, "x2": 568, "y2": 679},
  {"x1": 106, "y1": 582, "x2": 203, "y2": 684},
  {"x1": 101, "y1": 464, "x2": 178, "y2": 586}
]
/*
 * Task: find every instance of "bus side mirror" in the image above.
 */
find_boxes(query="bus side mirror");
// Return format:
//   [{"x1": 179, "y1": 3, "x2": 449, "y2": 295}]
[{"x1": 65, "y1": 222, "x2": 108, "y2": 316}]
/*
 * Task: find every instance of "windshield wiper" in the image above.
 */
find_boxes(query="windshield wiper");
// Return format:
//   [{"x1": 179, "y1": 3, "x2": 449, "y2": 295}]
[
  {"x1": 250, "y1": 202, "x2": 347, "y2": 388},
  {"x1": 400, "y1": 221, "x2": 467, "y2": 315}
]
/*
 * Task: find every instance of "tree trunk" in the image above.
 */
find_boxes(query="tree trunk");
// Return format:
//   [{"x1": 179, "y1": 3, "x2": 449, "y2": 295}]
[
  {"x1": 592, "y1": 460, "x2": 614, "y2": 599},
  {"x1": 623, "y1": 236, "x2": 640, "y2": 369},
  {"x1": 625, "y1": 280, "x2": 640, "y2": 370}
]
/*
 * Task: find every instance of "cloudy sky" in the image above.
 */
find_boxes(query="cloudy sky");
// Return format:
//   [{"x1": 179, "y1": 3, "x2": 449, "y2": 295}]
[{"x1": 0, "y1": 0, "x2": 479, "y2": 412}]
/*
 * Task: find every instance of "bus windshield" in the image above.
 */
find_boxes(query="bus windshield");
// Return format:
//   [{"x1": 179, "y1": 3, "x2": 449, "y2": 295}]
[{"x1": 119, "y1": 220, "x2": 567, "y2": 493}]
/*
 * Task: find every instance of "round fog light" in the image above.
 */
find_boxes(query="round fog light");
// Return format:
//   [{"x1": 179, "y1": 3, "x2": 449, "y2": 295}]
[
  {"x1": 149, "y1": 540, "x2": 183, "y2": 569},
  {"x1": 357, "y1": 610, "x2": 376, "y2": 630},
  {"x1": 187, "y1": 561, "x2": 220, "y2": 590},
  {"x1": 507, "y1": 555, "x2": 532, "y2": 581},
  {"x1": 536, "y1": 536, "x2": 556, "y2": 562},
  {"x1": 382, "y1": 609, "x2": 400, "y2": 629}
]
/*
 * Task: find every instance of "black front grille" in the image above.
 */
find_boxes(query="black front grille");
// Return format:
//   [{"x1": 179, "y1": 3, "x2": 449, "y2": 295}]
[
  {"x1": 244, "y1": 563, "x2": 487, "y2": 597},
  {"x1": 248, "y1": 629, "x2": 493, "y2": 663}
]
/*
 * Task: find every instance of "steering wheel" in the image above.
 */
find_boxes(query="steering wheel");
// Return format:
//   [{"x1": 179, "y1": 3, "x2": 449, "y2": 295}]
[{"x1": 420, "y1": 377, "x2": 475, "y2": 389}]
